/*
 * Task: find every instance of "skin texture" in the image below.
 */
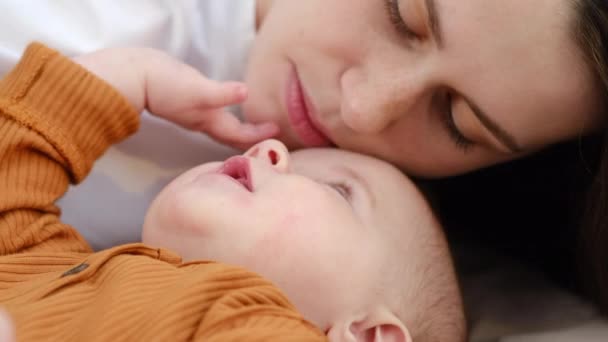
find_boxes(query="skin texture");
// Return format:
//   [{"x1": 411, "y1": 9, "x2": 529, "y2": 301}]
[
  {"x1": 245, "y1": 0, "x2": 601, "y2": 177},
  {"x1": 142, "y1": 139, "x2": 446, "y2": 339}
]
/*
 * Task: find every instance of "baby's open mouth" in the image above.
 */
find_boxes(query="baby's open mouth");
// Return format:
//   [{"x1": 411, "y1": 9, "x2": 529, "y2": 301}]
[{"x1": 219, "y1": 156, "x2": 253, "y2": 192}]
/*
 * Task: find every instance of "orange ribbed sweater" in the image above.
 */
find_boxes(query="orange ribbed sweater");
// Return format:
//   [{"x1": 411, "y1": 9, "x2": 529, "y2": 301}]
[{"x1": 0, "y1": 44, "x2": 325, "y2": 341}]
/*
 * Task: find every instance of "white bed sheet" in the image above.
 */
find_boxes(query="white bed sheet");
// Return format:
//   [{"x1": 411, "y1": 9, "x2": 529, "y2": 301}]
[{"x1": 459, "y1": 245, "x2": 608, "y2": 341}]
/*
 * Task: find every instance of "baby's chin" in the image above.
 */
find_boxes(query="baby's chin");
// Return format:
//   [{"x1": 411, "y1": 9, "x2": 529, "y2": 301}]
[
  {"x1": 141, "y1": 191, "x2": 171, "y2": 248},
  {"x1": 140, "y1": 197, "x2": 211, "y2": 262},
  {"x1": 140, "y1": 168, "x2": 207, "y2": 249}
]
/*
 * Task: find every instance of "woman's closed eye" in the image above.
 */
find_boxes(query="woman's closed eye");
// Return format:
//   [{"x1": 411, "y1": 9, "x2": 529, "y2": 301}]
[
  {"x1": 384, "y1": 0, "x2": 421, "y2": 41},
  {"x1": 439, "y1": 91, "x2": 475, "y2": 152}
]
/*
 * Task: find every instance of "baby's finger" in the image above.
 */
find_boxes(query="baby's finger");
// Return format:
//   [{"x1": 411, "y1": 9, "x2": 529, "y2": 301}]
[
  {"x1": 199, "y1": 110, "x2": 279, "y2": 149},
  {"x1": 195, "y1": 81, "x2": 248, "y2": 109},
  {"x1": 144, "y1": 52, "x2": 248, "y2": 114},
  {"x1": 225, "y1": 122, "x2": 281, "y2": 150}
]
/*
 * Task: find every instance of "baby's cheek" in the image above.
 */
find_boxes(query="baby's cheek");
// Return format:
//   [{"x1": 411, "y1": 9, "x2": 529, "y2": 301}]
[
  {"x1": 248, "y1": 210, "x2": 339, "y2": 321},
  {"x1": 249, "y1": 207, "x2": 331, "y2": 271},
  {"x1": 250, "y1": 211, "x2": 302, "y2": 261},
  {"x1": 248, "y1": 213, "x2": 313, "y2": 271}
]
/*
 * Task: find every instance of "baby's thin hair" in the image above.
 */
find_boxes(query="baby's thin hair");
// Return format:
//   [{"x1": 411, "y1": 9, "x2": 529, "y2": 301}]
[
  {"x1": 391, "y1": 192, "x2": 467, "y2": 342},
  {"x1": 407, "y1": 235, "x2": 467, "y2": 342}
]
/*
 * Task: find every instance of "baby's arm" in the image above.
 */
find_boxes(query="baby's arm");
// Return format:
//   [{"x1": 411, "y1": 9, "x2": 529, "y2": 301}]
[{"x1": 0, "y1": 43, "x2": 139, "y2": 255}]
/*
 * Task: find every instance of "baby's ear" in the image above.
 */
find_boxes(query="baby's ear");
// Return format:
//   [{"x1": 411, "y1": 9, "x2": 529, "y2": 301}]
[{"x1": 327, "y1": 309, "x2": 412, "y2": 342}]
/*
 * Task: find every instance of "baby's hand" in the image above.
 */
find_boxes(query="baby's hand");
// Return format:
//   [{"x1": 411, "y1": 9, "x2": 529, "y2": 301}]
[{"x1": 74, "y1": 48, "x2": 278, "y2": 149}]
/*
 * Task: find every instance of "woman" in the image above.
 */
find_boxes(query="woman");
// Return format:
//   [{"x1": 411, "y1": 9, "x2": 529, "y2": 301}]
[{"x1": 0, "y1": 0, "x2": 607, "y2": 311}]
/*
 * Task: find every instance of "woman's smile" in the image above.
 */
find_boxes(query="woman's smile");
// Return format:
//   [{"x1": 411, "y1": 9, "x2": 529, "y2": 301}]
[{"x1": 285, "y1": 64, "x2": 332, "y2": 147}]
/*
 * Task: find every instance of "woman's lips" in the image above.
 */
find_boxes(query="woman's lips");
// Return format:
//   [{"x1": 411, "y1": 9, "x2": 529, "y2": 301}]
[
  {"x1": 218, "y1": 156, "x2": 253, "y2": 192},
  {"x1": 285, "y1": 67, "x2": 332, "y2": 147}
]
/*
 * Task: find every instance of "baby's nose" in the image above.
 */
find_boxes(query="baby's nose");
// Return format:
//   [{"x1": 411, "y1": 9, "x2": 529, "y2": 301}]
[{"x1": 244, "y1": 139, "x2": 290, "y2": 173}]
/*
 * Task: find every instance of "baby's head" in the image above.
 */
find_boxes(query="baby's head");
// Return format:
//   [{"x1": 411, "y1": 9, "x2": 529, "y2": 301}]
[{"x1": 143, "y1": 139, "x2": 465, "y2": 341}]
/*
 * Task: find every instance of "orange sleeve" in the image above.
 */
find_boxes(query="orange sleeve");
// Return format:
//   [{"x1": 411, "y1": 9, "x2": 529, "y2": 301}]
[
  {"x1": 0, "y1": 43, "x2": 139, "y2": 255},
  {"x1": 194, "y1": 280, "x2": 327, "y2": 341},
  {"x1": 198, "y1": 315, "x2": 327, "y2": 341}
]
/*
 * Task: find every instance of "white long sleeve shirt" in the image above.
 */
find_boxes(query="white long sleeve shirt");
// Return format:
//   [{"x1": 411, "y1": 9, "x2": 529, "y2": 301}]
[{"x1": 0, "y1": 0, "x2": 257, "y2": 249}]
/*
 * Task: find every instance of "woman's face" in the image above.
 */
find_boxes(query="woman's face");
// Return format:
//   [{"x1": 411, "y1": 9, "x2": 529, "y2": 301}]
[{"x1": 244, "y1": 0, "x2": 601, "y2": 177}]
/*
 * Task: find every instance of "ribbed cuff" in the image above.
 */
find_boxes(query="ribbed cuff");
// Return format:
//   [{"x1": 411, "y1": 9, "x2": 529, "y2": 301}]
[{"x1": 0, "y1": 42, "x2": 139, "y2": 182}]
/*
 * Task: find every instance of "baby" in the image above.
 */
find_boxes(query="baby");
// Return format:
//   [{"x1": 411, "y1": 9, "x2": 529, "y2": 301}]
[{"x1": 0, "y1": 44, "x2": 465, "y2": 341}]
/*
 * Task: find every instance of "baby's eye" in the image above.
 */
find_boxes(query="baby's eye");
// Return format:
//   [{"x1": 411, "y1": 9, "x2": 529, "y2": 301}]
[{"x1": 326, "y1": 182, "x2": 352, "y2": 200}]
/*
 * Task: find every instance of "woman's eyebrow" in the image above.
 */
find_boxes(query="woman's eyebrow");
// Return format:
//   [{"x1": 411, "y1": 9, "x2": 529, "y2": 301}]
[{"x1": 335, "y1": 166, "x2": 377, "y2": 208}]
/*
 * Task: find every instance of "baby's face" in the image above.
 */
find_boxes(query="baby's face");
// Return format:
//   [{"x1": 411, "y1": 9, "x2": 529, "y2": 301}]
[{"x1": 143, "y1": 140, "x2": 435, "y2": 330}]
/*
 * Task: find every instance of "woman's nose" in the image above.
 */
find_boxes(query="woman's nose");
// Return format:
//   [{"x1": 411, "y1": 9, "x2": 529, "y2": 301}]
[
  {"x1": 340, "y1": 69, "x2": 422, "y2": 134},
  {"x1": 244, "y1": 139, "x2": 290, "y2": 173}
]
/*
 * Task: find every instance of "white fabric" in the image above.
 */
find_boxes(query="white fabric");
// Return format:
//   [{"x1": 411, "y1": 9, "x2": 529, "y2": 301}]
[
  {"x1": 0, "y1": 0, "x2": 256, "y2": 249},
  {"x1": 458, "y1": 244, "x2": 608, "y2": 342}
]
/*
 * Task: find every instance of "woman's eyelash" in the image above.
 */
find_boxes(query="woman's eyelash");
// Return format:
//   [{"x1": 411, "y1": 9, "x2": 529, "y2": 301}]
[
  {"x1": 441, "y1": 93, "x2": 474, "y2": 152},
  {"x1": 384, "y1": 0, "x2": 419, "y2": 40}
]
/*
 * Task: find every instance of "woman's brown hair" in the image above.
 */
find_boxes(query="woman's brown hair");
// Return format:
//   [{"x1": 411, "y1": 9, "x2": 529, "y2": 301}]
[{"x1": 575, "y1": 0, "x2": 608, "y2": 313}]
